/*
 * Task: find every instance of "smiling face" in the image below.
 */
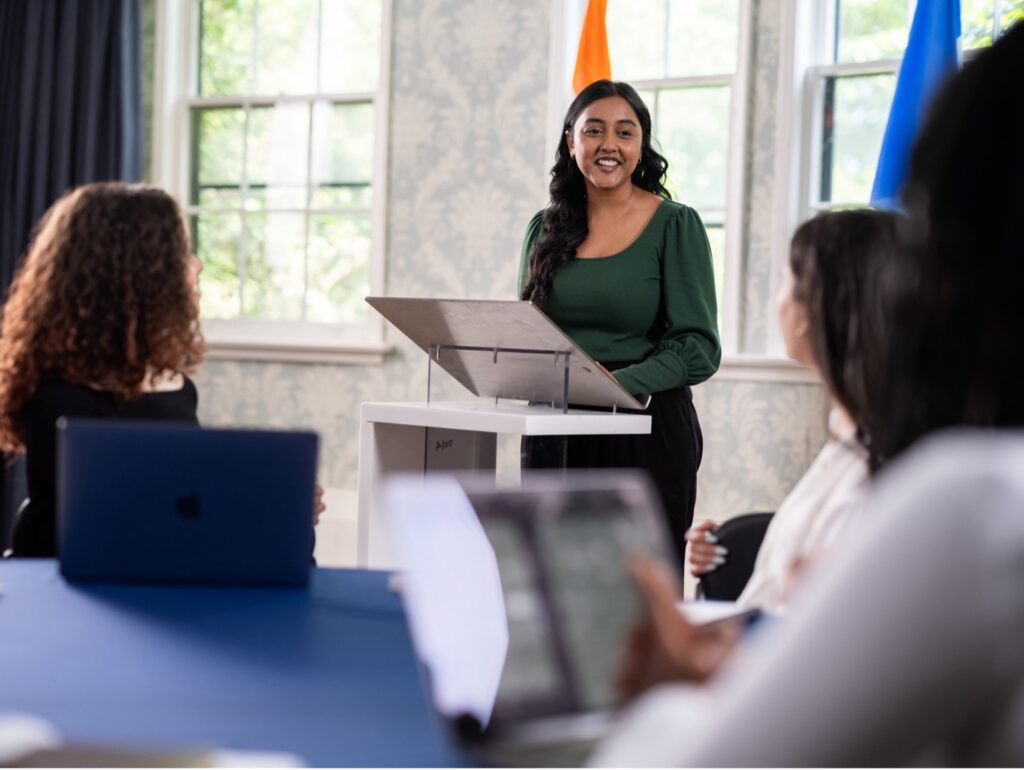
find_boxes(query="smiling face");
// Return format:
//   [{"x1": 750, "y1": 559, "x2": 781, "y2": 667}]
[{"x1": 566, "y1": 95, "x2": 643, "y2": 193}]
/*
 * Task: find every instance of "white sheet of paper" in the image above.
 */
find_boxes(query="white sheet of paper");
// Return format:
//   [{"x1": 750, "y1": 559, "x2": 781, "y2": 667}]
[
  {"x1": 382, "y1": 475, "x2": 509, "y2": 727},
  {"x1": 677, "y1": 600, "x2": 746, "y2": 625},
  {"x1": 0, "y1": 713, "x2": 60, "y2": 765}
]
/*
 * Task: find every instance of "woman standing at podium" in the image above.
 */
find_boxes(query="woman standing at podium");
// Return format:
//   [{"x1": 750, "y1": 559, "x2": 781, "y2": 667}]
[{"x1": 518, "y1": 80, "x2": 720, "y2": 569}]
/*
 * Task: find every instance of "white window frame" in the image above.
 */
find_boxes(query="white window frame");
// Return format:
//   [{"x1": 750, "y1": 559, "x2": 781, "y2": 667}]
[
  {"x1": 769, "y1": 0, "x2": 906, "y2": 358},
  {"x1": 771, "y1": 0, "x2": 1009, "y2": 359},
  {"x1": 798, "y1": 0, "x2": 1009, "y2": 217},
  {"x1": 548, "y1": 0, "x2": 753, "y2": 358},
  {"x1": 801, "y1": 1, "x2": 911, "y2": 216},
  {"x1": 152, "y1": 0, "x2": 392, "y2": 364}
]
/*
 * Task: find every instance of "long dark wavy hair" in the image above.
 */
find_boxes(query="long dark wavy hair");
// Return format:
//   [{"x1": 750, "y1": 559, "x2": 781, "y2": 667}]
[
  {"x1": 860, "y1": 21, "x2": 1024, "y2": 471},
  {"x1": 521, "y1": 80, "x2": 670, "y2": 306},
  {"x1": 0, "y1": 182, "x2": 205, "y2": 451},
  {"x1": 788, "y1": 210, "x2": 904, "y2": 453}
]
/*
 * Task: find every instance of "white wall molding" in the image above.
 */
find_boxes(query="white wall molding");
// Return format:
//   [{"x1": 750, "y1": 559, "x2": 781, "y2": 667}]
[{"x1": 715, "y1": 354, "x2": 818, "y2": 384}]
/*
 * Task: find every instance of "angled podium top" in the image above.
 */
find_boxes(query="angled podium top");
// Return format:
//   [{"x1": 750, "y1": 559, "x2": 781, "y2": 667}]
[{"x1": 366, "y1": 297, "x2": 645, "y2": 410}]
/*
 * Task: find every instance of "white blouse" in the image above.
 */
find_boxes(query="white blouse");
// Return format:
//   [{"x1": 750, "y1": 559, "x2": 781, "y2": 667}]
[{"x1": 736, "y1": 410, "x2": 868, "y2": 614}]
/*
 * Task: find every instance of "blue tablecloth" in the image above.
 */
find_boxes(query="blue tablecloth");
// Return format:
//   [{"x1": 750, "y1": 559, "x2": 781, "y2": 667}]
[{"x1": 0, "y1": 561, "x2": 459, "y2": 766}]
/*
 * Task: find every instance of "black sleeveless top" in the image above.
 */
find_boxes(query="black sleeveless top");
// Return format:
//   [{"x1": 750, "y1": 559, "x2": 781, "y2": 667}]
[{"x1": 12, "y1": 378, "x2": 199, "y2": 557}]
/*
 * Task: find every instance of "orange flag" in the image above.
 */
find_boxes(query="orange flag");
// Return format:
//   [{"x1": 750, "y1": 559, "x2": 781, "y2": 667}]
[{"x1": 572, "y1": 0, "x2": 611, "y2": 94}]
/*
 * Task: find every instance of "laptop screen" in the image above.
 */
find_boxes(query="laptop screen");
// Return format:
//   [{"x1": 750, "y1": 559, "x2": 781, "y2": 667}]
[{"x1": 384, "y1": 472, "x2": 671, "y2": 730}]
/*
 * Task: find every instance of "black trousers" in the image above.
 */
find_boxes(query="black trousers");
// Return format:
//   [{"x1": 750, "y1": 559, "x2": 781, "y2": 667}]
[{"x1": 521, "y1": 385, "x2": 703, "y2": 572}]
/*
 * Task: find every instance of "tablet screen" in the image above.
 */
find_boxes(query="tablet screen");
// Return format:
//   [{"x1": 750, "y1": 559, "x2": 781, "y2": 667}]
[{"x1": 466, "y1": 474, "x2": 671, "y2": 721}]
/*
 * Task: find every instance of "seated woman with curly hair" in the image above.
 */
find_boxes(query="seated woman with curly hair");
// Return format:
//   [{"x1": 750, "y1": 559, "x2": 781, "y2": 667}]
[{"x1": 0, "y1": 182, "x2": 205, "y2": 557}]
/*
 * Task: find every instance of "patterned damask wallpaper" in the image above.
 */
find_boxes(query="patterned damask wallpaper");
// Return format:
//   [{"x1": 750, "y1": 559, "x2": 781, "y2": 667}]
[
  {"x1": 742, "y1": 0, "x2": 784, "y2": 353},
  {"x1": 194, "y1": 0, "x2": 828, "y2": 523}
]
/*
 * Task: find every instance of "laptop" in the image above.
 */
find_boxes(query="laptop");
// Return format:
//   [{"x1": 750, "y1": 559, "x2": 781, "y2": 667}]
[
  {"x1": 57, "y1": 419, "x2": 318, "y2": 586},
  {"x1": 382, "y1": 471, "x2": 677, "y2": 766}
]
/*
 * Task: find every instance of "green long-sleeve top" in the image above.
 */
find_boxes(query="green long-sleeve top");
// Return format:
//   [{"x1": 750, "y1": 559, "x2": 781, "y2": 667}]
[{"x1": 517, "y1": 199, "x2": 721, "y2": 397}]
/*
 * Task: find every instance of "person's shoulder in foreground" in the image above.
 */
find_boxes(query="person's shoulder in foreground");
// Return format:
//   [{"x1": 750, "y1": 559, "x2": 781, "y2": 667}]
[{"x1": 592, "y1": 429, "x2": 1024, "y2": 767}]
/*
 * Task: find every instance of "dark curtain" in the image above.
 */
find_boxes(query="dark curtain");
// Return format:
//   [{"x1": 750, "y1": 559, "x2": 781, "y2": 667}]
[{"x1": 0, "y1": 0, "x2": 142, "y2": 550}]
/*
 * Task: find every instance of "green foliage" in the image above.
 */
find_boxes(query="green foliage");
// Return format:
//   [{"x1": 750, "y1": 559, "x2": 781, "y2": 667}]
[
  {"x1": 254, "y1": 0, "x2": 318, "y2": 95},
  {"x1": 199, "y1": 0, "x2": 255, "y2": 95},
  {"x1": 838, "y1": 0, "x2": 910, "y2": 62},
  {"x1": 964, "y1": 0, "x2": 1024, "y2": 47},
  {"x1": 194, "y1": 213, "x2": 242, "y2": 319},
  {"x1": 193, "y1": 0, "x2": 382, "y2": 323}
]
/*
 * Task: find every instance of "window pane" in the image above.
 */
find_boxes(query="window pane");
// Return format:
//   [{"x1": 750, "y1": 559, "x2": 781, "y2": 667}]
[
  {"x1": 1004, "y1": 0, "x2": 1024, "y2": 32},
  {"x1": 247, "y1": 103, "x2": 311, "y2": 209},
  {"x1": 606, "y1": 0, "x2": 666, "y2": 81},
  {"x1": 193, "y1": 2, "x2": 384, "y2": 326},
  {"x1": 609, "y1": 0, "x2": 739, "y2": 79},
  {"x1": 320, "y1": 0, "x2": 383, "y2": 92},
  {"x1": 199, "y1": 0, "x2": 255, "y2": 95},
  {"x1": 636, "y1": 89, "x2": 656, "y2": 127},
  {"x1": 242, "y1": 213, "x2": 306, "y2": 319},
  {"x1": 198, "y1": 187, "x2": 244, "y2": 209},
  {"x1": 837, "y1": 0, "x2": 913, "y2": 63},
  {"x1": 666, "y1": 0, "x2": 739, "y2": 76},
  {"x1": 306, "y1": 214, "x2": 371, "y2": 322},
  {"x1": 254, "y1": 0, "x2": 319, "y2": 95},
  {"x1": 192, "y1": 108, "x2": 245, "y2": 206},
  {"x1": 310, "y1": 185, "x2": 371, "y2": 208},
  {"x1": 703, "y1": 221, "x2": 726, "y2": 331},
  {"x1": 194, "y1": 213, "x2": 242, "y2": 318},
  {"x1": 310, "y1": 101, "x2": 374, "y2": 207},
  {"x1": 656, "y1": 86, "x2": 731, "y2": 209},
  {"x1": 961, "y1": 0, "x2": 995, "y2": 48},
  {"x1": 819, "y1": 73, "x2": 896, "y2": 204},
  {"x1": 964, "y1": 0, "x2": 1024, "y2": 47}
]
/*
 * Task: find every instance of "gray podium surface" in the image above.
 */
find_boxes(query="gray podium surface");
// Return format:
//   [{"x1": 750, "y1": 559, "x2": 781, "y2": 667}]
[{"x1": 366, "y1": 297, "x2": 645, "y2": 410}]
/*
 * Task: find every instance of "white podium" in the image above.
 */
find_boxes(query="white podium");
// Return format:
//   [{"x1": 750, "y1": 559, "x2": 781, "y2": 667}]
[{"x1": 356, "y1": 400, "x2": 651, "y2": 567}]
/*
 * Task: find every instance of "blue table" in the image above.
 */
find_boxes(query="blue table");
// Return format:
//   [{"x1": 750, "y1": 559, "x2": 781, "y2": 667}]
[{"x1": 0, "y1": 561, "x2": 459, "y2": 766}]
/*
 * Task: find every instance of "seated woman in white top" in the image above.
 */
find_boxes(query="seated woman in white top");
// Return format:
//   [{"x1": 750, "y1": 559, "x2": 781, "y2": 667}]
[{"x1": 686, "y1": 208, "x2": 901, "y2": 613}]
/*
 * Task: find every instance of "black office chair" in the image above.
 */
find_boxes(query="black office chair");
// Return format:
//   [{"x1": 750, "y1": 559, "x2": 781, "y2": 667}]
[
  {"x1": 1, "y1": 454, "x2": 28, "y2": 557},
  {"x1": 697, "y1": 512, "x2": 774, "y2": 601}
]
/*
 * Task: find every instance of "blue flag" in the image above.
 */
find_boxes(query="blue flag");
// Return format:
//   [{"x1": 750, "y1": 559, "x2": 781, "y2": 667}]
[{"x1": 871, "y1": 0, "x2": 961, "y2": 209}]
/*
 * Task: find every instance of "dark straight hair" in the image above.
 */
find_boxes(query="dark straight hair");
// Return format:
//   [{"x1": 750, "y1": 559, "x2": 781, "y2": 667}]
[
  {"x1": 788, "y1": 209, "x2": 904, "y2": 453},
  {"x1": 521, "y1": 80, "x2": 670, "y2": 307},
  {"x1": 861, "y1": 21, "x2": 1024, "y2": 470}
]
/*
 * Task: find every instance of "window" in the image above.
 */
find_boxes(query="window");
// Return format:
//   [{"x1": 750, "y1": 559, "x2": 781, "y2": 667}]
[
  {"x1": 154, "y1": 0, "x2": 391, "y2": 361},
  {"x1": 552, "y1": 0, "x2": 752, "y2": 352},
  {"x1": 804, "y1": 0, "x2": 1023, "y2": 213}
]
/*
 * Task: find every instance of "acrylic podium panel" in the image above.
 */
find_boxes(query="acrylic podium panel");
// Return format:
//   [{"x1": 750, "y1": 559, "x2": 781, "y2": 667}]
[{"x1": 365, "y1": 297, "x2": 644, "y2": 410}]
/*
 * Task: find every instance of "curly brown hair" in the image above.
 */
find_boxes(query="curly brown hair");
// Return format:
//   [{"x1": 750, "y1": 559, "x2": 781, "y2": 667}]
[{"x1": 0, "y1": 183, "x2": 205, "y2": 451}]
